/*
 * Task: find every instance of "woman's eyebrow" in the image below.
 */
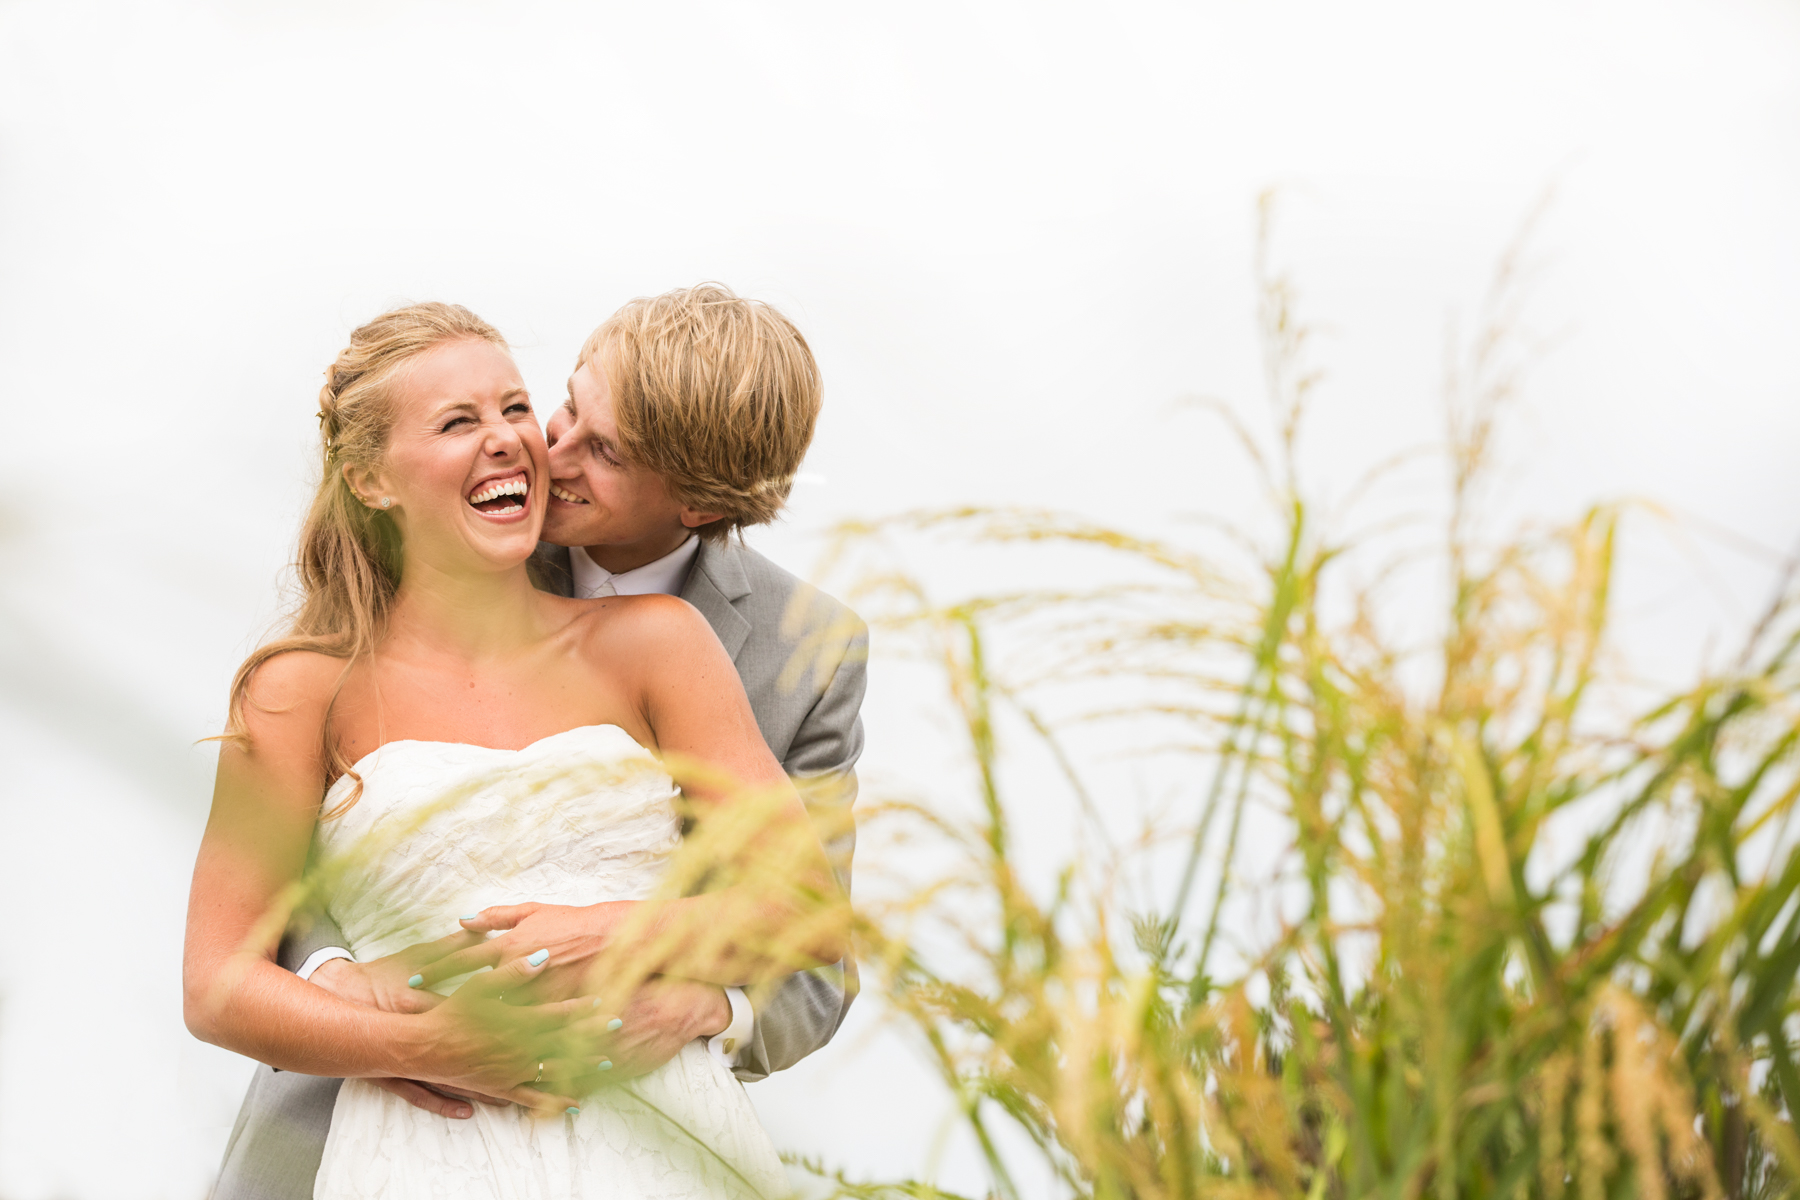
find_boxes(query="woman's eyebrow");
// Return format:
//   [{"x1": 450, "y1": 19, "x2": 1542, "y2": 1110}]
[{"x1": 426, "y1": 398, "x2": 478, "y2": 421}]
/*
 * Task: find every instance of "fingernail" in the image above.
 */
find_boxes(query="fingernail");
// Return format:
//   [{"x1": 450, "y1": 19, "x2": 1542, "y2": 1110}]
[
  {"x1": 460, "y1": 914, "x2": 479, "y2": 921},
  {"x1": 527, "y1": 949, "x2": 549, "y2": 967},
  {"x1": 591, "y1": 997, "x2": 603, "y2": 1008},
  {"x1": 407, "y1": 974, "x2": 424, "y2": 988},
  {"x1": 606, "y1": 1018, "x2": 623, "y2": 1032},
  {"x1": 565, "y1": 1106, "x2": 581, "y2": 1116},
  {"x1": 597, "y1": 1059, "x2": 612, "y2": 1071},
  {"x1": 456, "y1": 1106, "x2": 472, "y2": 1119}
]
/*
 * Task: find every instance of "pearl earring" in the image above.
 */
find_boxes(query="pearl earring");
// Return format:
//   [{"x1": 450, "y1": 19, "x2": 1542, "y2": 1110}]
[{"x1": 380, "y1": 497, "x2": 393, "y2": 509}]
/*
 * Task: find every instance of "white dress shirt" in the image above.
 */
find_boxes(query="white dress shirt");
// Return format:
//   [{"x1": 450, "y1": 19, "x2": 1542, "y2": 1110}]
[
  {"x1": 311, "y1": 532, "x2": 756, "y2": 1067},
  {"x1": 570, "y1": 535, "x2": 700, "y2": 600}
]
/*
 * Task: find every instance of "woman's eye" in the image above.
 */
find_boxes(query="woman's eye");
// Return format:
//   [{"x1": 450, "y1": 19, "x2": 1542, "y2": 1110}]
[
  {"x1": 441, "y1": 416, "x2": 473, "y2": 432},
  {"x1": 506, "y1": 401, "x2": 532, "y2": 415}
]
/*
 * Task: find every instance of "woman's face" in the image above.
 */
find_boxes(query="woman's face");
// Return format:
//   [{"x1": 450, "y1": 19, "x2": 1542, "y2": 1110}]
[{"x1": 348, "y1": 337, "x2": 548, "y2": 578}]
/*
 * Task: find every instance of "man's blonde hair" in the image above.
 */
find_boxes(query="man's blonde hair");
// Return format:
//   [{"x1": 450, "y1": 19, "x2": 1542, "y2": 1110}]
[{"x1": 579, "y1": 283, "x2": 821, "y2": 542}]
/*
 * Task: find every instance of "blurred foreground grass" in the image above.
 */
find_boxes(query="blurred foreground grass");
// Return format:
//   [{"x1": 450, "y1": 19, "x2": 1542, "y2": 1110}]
[{"x1": 815, "y1": 203, "x2": 1800, "y2": 1199}]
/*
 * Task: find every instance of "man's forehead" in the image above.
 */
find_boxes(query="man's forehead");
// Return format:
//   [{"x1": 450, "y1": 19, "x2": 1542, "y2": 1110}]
[{"x1": 565, "y1": 360, "x2": 609, "y2": 414}]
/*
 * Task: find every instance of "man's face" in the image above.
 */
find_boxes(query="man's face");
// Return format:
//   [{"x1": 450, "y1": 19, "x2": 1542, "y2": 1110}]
[{"x1": 542, "y1": 357, "x2": 713, "y2": 572}]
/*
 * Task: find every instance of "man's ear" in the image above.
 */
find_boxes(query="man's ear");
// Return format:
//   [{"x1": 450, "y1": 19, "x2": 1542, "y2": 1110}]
[{"x1": 677, "y1": 506, "x2": 727, "y2": 531}]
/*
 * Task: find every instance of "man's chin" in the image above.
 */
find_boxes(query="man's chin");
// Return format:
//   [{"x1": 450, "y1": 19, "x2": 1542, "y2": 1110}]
[{"x1": 538, "y1": 514, "x2": 593, "y2": 549}]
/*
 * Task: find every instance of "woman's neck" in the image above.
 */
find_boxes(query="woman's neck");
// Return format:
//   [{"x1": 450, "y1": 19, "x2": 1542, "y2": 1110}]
[{"x1": 384, "y1": 560, "x2": 546, "y2": 662}]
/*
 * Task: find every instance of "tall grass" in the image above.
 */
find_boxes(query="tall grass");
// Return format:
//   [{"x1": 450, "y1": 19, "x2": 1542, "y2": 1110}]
[{"x1": 819, "y1": 199, "x2": 1800, "y2": 1199}]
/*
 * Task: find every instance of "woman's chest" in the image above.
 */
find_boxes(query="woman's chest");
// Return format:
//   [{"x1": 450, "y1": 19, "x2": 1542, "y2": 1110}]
[{"x1": 329, "y1": 655, "x2": 656, "y2": 766}]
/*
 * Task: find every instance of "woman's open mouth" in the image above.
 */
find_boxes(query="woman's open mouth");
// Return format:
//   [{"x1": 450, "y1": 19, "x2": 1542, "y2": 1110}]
[{"x1": 466, "y1": 473, "x2": 530, "y2": 518}]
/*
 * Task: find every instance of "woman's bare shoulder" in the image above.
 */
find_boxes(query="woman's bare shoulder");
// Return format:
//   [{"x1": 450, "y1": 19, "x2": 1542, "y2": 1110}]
[
  {"x1": 607, "y1": 592, "x2": 709, "y2": 635},
  {"x1": 564, "y1": 593, "x2": 715, "y2": 664},
  {"x1": 238, "y1": 648, "x2": 347, "y2": 732}
]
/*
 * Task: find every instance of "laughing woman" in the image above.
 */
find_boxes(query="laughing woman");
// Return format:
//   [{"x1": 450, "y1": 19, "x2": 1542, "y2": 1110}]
[{"x1": 182, "y1": 303, "x2": 844, "y2": 1199}]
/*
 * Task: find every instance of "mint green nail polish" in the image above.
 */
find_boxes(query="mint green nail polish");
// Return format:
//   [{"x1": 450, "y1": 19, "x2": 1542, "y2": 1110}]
[
  {"x1": 527, "y1": 949, "x2": 549, "y2": 967},
  {"x1": 565, "y1": 1106, "x2": 580, "y2": 1116},
  {"x1": 606, "y1": 1018, "x2": 623, "y2": 1032},
  {"x1": 407, "y1": 974, "x2": 424, "y2": 988},
  {"x1": 597, "y1": 1059, "x2": 613, "y2": 1071},
  {"x1": 460, "y1": 914, "x2": 478, "y2": 921}
]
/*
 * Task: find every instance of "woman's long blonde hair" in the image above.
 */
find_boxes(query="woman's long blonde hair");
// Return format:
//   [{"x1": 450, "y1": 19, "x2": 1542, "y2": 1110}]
[{"x1": 224, "y1": 302, "x2": 507, "y2": 813}]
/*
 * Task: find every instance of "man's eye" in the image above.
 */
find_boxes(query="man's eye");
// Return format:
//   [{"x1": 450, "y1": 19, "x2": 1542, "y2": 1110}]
[{"x1": 506, "y1": 401, "x2": 532, "y2": 416}]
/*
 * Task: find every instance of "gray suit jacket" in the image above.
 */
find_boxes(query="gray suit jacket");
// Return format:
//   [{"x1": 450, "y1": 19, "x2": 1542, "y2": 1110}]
[{"x1": 212, "y1": 537, "x2": 867, "y2": 1199}]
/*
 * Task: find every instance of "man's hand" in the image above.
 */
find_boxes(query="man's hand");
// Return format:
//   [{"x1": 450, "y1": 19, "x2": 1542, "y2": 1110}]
[
  {"x1": 368, "y1": 976, "x2": 731, "y2": 1113},
  {"x1": 589, "y1": 976, "x2": 732, "y2": 1081},
  {"x1": 354, "y1": 1078, "x2": 510, "y2": 1121}
]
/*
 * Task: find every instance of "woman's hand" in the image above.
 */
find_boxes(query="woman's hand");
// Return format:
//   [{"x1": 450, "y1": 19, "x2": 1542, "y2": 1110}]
[
  {"x1": 396, "y1": 948, "x2": 620, "y2": 1115},
  {"x1": 309, "y1": 929, "x2": 513, "y2": 1119},
  {"x1": 407, "y1": 903, "x2": 637, "y2": 1000},
  {"x1": 310, "y1": 928, "x2": 487, "y2": 1014}
]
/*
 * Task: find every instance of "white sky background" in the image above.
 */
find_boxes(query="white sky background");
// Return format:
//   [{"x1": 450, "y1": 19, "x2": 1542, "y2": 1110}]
[{"x1": 0, "y1": 0, "x2": 1797, "y2": 1196}]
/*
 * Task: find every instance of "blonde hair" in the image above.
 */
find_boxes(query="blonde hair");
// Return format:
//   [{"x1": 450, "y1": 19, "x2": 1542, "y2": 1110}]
[
  {"x1": 578, "y1": 283, "x2": 821, "y2": 542},
  {"x1": 225, "y1": 302, "x2": 507, "y2": 813}
]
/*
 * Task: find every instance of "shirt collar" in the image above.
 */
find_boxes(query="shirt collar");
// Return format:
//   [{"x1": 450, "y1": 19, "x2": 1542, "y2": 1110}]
[{"x1": 570, "y1": 535, "x2": 700, "y2": 599}]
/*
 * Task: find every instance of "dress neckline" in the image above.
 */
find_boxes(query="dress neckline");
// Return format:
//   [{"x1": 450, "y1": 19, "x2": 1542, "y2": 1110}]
[{"x1": 330, "y1": 723, "x2": 636, "y2": 792}]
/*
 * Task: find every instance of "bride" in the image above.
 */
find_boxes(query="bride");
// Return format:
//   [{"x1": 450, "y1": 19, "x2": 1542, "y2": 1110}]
[{"x1": 183, "y1": 302, "x2": 844, "y2": 1199}]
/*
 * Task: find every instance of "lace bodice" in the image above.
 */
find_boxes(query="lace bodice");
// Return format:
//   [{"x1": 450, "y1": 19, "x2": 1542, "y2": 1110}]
[
  {"x1": 308, "y1": 725, "x2": 789, "y2": 1199},
  {"x1": 313, "y1": 725, "x2": 682, "y2": 966}
]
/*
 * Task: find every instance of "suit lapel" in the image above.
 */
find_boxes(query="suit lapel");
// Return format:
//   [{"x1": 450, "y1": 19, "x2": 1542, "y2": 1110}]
[
  {"x1": 681, "y1": 539, "x2": 753, "y2": 661},
  {"x1": 530, "y1": 542, "x2": 576, "y2": 598}
]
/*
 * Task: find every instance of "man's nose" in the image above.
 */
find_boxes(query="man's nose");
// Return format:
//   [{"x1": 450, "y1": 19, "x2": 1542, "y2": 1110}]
[{"x1": 546, "y1": 429, "x2": 579, "y2": 473}]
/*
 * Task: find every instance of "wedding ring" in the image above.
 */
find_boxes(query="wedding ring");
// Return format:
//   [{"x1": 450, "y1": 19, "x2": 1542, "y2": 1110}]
[{"x1": 534, "y1": 1062, "x2": 545, "y2": 1084}]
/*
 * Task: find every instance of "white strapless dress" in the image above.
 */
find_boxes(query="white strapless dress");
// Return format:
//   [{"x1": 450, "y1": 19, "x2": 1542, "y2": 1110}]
[{"x1": 309, "y1": 725, "x2": 790, "y2": 1200}]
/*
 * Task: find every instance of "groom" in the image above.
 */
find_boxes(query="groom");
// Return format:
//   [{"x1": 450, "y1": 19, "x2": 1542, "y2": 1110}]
[{"x1": 214, "y1": 283, "x2": 866, "y2": 1199}]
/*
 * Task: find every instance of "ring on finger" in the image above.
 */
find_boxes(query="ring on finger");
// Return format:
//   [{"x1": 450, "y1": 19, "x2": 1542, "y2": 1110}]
[{"x1": 534, "y1": 1061, "x2": 544, "y2": 1084}]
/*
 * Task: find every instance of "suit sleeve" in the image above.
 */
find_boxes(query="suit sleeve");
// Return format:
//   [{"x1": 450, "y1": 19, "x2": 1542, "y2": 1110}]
[
  {"x1": 730, "y1": 613, "x2": 867, "y2": 1082},
  {"x1": 276, "y1": 896, "x2": 351, "y2": 975}
]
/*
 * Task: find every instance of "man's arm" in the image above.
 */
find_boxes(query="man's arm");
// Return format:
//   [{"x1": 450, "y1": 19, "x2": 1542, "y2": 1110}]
[
  {"x1": 731, "y1": 613, "x2": 867, "y2": 1081},
  {"x1": 277, "y1": 894, "x2": 353, "y2": 979}
]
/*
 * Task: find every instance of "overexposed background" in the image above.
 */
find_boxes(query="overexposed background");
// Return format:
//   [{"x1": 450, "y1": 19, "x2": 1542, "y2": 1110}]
[{"x1": 0, "y1": 1, "x2": 1797, "y2": 1196}]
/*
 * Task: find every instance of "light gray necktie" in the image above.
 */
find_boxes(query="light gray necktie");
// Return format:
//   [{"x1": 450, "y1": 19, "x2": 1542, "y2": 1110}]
[{"x1": 589, "y1": 578, "x2": 617, "y2": 598}]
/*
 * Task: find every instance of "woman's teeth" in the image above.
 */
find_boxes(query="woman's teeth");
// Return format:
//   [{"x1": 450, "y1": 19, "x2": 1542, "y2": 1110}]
[
  {"x1": 468, "y1": 478, "x2": 529, "y2": 514},
  {"x1": 550, "y1": 484, "x2": 589, "y2": 505}
]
